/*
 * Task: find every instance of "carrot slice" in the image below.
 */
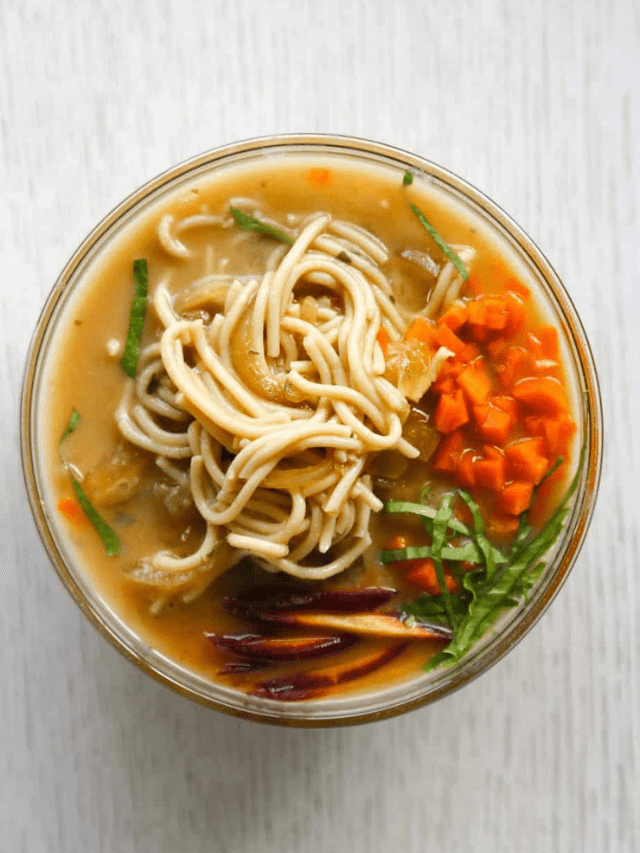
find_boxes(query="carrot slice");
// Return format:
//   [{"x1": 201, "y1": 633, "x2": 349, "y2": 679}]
[
  {"x1": 482, "y1": 296, "x2": 509, "y2": 330},
  {"x1": 306, "y1": 167, "x2": 331, "y2": 185},
  {"x1": 505, "y1": 278, "x2": 530, "y2": 298},
  {"x1": 498, "y1": 481, "x2": 534, "y2": 516},
  {"x1": 503, "y1": 291, "x2": 526, "y2": 336},
  {"x1": 466, "y1": 272, "x2": 485, "y2": 296},
  {"x1": 457, "y1": 363, "x2": 492, "y2": 404},
  {"x1": 376, "y1": 326, "x2": 389, "y2": 353},
  {"x1": 513, "y1": 376, "x2": 568, "y2": 415},
  {"x1": 539, "y1": 325, "x2": 559, "y2": 360},
  {"x1": 434, "y1": 389, "x2": 469, "y2": 434},
  {"x1": 505, "y1": 437, "x2": 549, "y2": 484},
  {"x1": 486, "y1": 511, "x2": 521, "y2": 540},
  {"x1": 432, "y1": 323, "x2": 466, "y2": 356},
  {"x1": 474, "y1": 403, "x2": 512, "y2": 445},
  {"x1": 492, "y1": 394, "x2": 518, "y2": 416},
  {"x1": 456, "y1": 448, "x2": 476, "y2": 488},
  {"x1": 437, "y1": 302, "x2": 468, "y2": 332},
  {"x1": 58, "y1": 497, "x2": 90, "y2": 527},
  {"x1": 404, "y1": 316, "x2": 436, "y2": 347},
  {"x1": 433, "y1": 429, "x2": 465, "y2": 472},
  {"x1": 473, "y1": 447, "x2": 506, "y2": 492},
  {"x1": 405, "y1": 558, "x2": 460, "y2": 595}
]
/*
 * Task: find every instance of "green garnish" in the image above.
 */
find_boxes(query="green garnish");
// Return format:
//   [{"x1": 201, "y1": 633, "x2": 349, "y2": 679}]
[
  {"x1": 402, "y1": 170, "x2": 414, "y2": 186},
  {"x1": 409, "y1": 203, "x2": 469, "y2": 282},
  {"x1": 59, "y1": 410, "x2": 121, "y2": 556},
  {"x1": 59, "y1": 408, "x2": 81, "y2": 446},
  {"x1": 458, "y1": 490, "x2": 496, "y2": 582},
  {"x1": 230, "y1": 206, "x2": 294, "y2": 245},
  {"x1": 431, "y1": 494, "x2": 455, "y2": 626},
  {"x1": 386, "y1": 450, "x2": 583, "y2": 671},
  {"x1": 121, "y1": 259, "x2": 149, "y2": 378}
]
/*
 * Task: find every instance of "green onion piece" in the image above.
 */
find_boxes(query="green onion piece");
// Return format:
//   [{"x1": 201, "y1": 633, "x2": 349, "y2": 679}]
[
  {"x1": 59, "y1": 408, "x2": 81, "y2": 447},
  {"x1": 121, "y1": 259, "x2": 149, "y2": 378},
  {"x1": 69, "y1": 474, "x2": 121, "y2": 556},
  {"x1": 409, "y1": 203, "x2": 469, "y2": 282},
  {"x1": 458, "y1": 489, "x2": 496, "y2": 581},
  {"x1": 230, "y1": 206, "x2": 294, "y2": 245},
  {"x1": 402, "y1": 170, "x2": 414, "y2": 186},
  {"x1": 59, "y1": 410, "x2": 121, "y2": 556}
]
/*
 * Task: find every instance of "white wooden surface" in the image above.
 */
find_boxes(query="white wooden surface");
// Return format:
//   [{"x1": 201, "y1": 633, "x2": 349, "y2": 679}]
[{"x1": 2, "y1": 1, "x2": 638, "y2": 850}]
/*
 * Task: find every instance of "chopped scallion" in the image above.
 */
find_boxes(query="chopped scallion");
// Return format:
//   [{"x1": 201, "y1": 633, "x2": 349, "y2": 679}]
[
  {"x1": 121, "y1": 259, "x2": 149, "y2": 379},
  {"x1": 230, "y1": 206, "x2": 294, "y2": 245},
  {"x1": 402, "y1": 170, "x2": 414, "y2": 186},
  {"x1": 409, "y1": 203, "x2": 469, "y2": 282}
]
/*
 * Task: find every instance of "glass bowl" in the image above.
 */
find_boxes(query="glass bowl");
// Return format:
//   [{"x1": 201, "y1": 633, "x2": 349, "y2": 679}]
[{"x1": 20, "y1": 134, "x2": 602, "y2": 726}]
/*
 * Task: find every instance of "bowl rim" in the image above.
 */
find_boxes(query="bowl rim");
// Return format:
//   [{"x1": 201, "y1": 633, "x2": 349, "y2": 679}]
[{"x1": 20, "y1": 133, "x2": 603, "y2": 726}]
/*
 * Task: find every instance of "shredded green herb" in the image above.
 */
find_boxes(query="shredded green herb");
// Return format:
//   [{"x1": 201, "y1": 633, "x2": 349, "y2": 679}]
[
  {"x1": 403, "y1": 170, "x2": 414, "y2": 186},
  {"x1": 121, "y1": 259, "x2": 149, "y2": 379},
  {"x1": 385, "y1": 448, "x2": 583, "y2": 671},
  {"x1": 230, "y1": 206, "x2": 294, "y2": 245},
  {"x1": 409, "y1": 203, "x2": 469, "y2": 282},
  {"x1": 59, "y1": 410, "x2": 121, "y2": 556}
]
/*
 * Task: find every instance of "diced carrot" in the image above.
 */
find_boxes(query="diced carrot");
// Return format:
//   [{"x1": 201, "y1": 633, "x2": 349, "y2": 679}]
[
  {"x1": 434, "y1": 389, "x2": 469, "y2": 434},
  {"x1": 457, "y1": 363, "x2": 492, "y2": 404},
  {"x1": 376, "y1": 326, "x2": 389, "y2": 353},
  {"x1": 473, "y1": 446, "x2": 506, "y2": 492},
  {"x1": 437, "y1": 302, "x2": 468, "y2": 332},
  {"x1": 482, "y1": 297, "x2": 509, "y2": 330},
  {"x1": 467, "y1": 300, "x2": 487, "y2": 327},
  {"x1": 526, "y1": 332, "x2": 544, "y2": 359},
  {"x1": 58, "y1": 497, "x2": 90, "y2": 527},
  {"x1": 505, "y1": 278, "x2": 530, "y2": 299},
  {"x1": 486, "y1": 338, "x2": 509, "y2": 361},
  {"x1": 497, "y1": 346, "x2": 536, "y2": 389},
  {"x1": 492, "y1": 394, "x2": 519, "y2": 416},
  {"x1": 387, "y1": 535, "x2": 410, "y2": 552},
  {"x1": 505, "y1": 437, "x2": 549, "y2": 484},
  {"x1": 466, "y1": 272, "x2": 485, "y2": 296},
  {"x1": 306, "y1": 167, "x2": 331, "y2": 185},
  {"x1": 486, "y1": 511, "x2": 521, "y2": 540},
  {"x1": 527, "y1": 413, "x2": 576, "y2": 457},
  {"x1": 460, "y1": 342, "x2": 482, "y2": 362},
  {"x1": 433, "y1": 429, "x2": 465, "y2": 472},
  {"x1": 405, "y1": 559, "x2": 459, "y2": 595},
  {"x1": 456, "y1": 448, "x2": 476, "y2": 488},
  {"x1": 513, "y1": 376, "x2": 568, "y2": 415},
  {"x1": 404, "y1": 316, "x2": 436, "y2": 347},
  {"x1": 539, "y1": 325, "x2": 559, "y2": 360},
  {"x1": 430, "y1": 374, "x2": 456, "y2": 396},
  {"x1": 432, "y1": 323, "x2": 466, "y2": 356},
  {"x1": 498, "y1": 481, "x2": 534, "y2": 516},
  {"x1": 384, "y1": 534, "x2": 412, "y2": 569},
  {"x1": 431, "y1": 359, "x2": 465, "y2": 394},
  {"x1": 474, "y1": 403, "x2": 513, "y2": 445},
  {"x1": 503, "y1": 291, "x2": 526, "y2": 336}
]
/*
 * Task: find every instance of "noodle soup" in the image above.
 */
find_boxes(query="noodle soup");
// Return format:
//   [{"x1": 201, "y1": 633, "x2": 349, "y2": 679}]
[{"x1": 23, "y1": 138, "x2": 600, "y2": 722}]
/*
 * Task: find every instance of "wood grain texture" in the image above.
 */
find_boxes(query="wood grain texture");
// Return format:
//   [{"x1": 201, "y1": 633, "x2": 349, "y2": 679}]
[{"x1": 1, "y1": 0, "x2": 638, "y2": 851}]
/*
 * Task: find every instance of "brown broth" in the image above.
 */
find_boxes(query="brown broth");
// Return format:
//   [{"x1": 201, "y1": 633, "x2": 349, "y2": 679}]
[{"x1": 41, "y1": 155, "x2": 575, "y2": 699}]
